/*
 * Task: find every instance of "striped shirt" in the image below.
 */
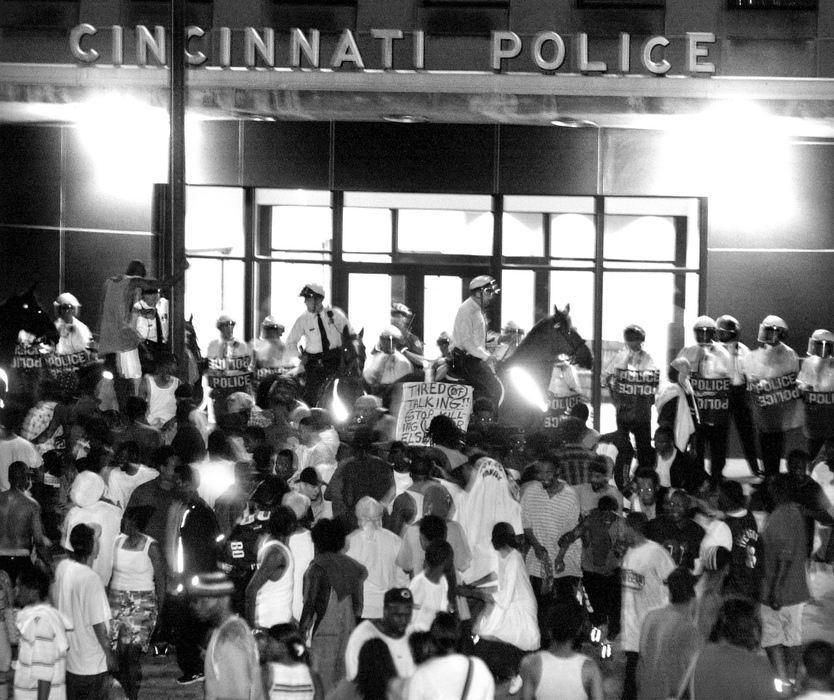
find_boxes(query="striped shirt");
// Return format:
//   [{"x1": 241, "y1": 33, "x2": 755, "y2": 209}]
[
  {"x1": 14, "y1": 603, "x2": 72, "y2": 700},
  {"x1": 521, "y1": 481, "x2": 582, "y2": 579},
  {"x1": 553, "y1": 444, "x2": 596, "y2": 486}
]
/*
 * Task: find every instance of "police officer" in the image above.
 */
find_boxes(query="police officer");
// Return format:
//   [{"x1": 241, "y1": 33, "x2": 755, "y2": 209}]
[
  {"x1": 206, "y1": 313, "x2": 253, "y2": 420},
  {"x1": 285, "y1": 283, "x2": 355, "y2": 407},
  {"x1": 798, "y1": 329, "x2": 834, "y2": 459},
  {"x1": 390, "y1": 302, "x2": 425, "y2": 373},
  {"x1": 54, "y1": 292, "x2": 92, "y2": 355},
  {"x1": 745, "y1": 315, "x2": 802, "y2": 477},
  {"x1": 677, "y1": 316, "x2": 733, "y2": 484},
  {"x1": 715, "y1": 314, "x2": 761, "y2": 477},
  {"x1": 251, "y1": 316, "x2": 297, "y2": 401},
  {"x1": 450, "y1": 275, "x2": 503, "y2": 403},
  {"x1": 133, "y1": 284, "x2": 169, "y2": 375},
  {"x1": 602, "y1": 324, "x2": 658, "y2": 468}
]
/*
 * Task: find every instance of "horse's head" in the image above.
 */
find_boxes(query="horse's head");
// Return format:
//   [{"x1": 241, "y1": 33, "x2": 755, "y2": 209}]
[
  {"x1": 0, "y1": 285, "x2": 59, "y2": 344},
  {"x1": 501, "y1": 303, "x2": 593, "y2": 375},
  {"x1": 340, "y1": 327, "x2": 365, "y2": 377}
]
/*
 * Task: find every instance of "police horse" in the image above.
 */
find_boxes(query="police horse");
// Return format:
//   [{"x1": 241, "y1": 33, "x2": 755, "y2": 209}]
[
  {"x1": 316, "y1": 326, "x2": 366, "y2": 423},
  {"x1": 496, "y1": 304, "x2": 594, "y2": 431}
]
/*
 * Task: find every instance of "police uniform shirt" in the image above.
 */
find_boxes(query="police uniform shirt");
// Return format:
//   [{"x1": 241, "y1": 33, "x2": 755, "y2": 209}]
[
  {"x1": 451, "y1": 297, "x2": 490, "y2": 360},
  {"x1": 54, "y1": 317, "x2": 92, "y2": 354},
  {"x1": 286, "y1": 307, "x2": 352, "y2": 355},
  {"x1": 133, "y1": 298, "x2": 169, "y2": 344}
]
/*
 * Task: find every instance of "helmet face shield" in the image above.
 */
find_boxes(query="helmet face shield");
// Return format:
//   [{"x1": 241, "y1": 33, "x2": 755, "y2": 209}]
[
  {"x1": 694, "y1": 327, "x2": 715, "y2": 345},
  {"x1": 758, "y1": 324, "x2": 783, "y2": 345},
  {"x1": 808, "y1": 339, "x2": 834, "y2": 358}
]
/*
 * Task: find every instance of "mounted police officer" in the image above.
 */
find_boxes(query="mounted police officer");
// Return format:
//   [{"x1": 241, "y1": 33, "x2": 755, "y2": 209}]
[
  {"x1": 285, "y1": 283, "x2": 355, "y2": 407},
  {"x1": 206, "y1": 313, "x2": 253, "y2": 420},
  {"x1": 390, "y1": 302, "x2": 425, "y2": 374},
  {"x1": 450, "y1": 275, "x2": 503, "y2": 404}
]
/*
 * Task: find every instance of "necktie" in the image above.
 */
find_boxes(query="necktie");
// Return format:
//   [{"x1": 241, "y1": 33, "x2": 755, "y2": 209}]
[
  {"x1": 317, "y1": 313, "x2": 330, "y2": 353},
  {"x1": 154, "y1": 310, "x2": 164, "y2": 344}
]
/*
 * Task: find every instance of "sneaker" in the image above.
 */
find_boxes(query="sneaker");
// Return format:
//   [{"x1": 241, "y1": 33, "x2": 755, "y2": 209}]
[{"x1": 177, "y1": 673, "x2": 204, "y2": 685}]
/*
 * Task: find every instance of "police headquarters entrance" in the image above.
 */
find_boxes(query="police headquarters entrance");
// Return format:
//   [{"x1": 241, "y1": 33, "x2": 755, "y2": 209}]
[{"x1": 2, "y1": 13, "x2": 834, "y2": 446}]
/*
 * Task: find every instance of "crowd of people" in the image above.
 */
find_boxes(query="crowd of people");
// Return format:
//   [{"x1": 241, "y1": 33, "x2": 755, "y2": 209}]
[{"x1": 1, "y1": 262, "x2": 834, "y2": 700}]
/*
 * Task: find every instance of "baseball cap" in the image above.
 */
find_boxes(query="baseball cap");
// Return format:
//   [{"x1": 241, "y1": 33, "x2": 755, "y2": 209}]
[
  {"x1": 299, "y1": 283, "x2": 325, "y2": 298},
  {"x1": 384, "y1": 588, "x2": 414, "y2": 606},
  {"x1": 188, "y1": 571, "x2": 234, "y2": 598},
  {"x1": 354, "y1": 394, "x2": 384, "y2": 413}
]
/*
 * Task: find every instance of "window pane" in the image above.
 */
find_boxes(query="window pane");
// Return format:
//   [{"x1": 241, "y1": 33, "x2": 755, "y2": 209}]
[
  {"x1": 502, "y1": 213, "x2": 544, "y2": 257},
  {"x1": 269, "y1": 263, "x2": 331, "y2": 334},
  {"x1": 550, "y1": 213, "x2": 595, "y2": 259},
  {"x1": 348, "y1": 273, "x2": 397, "y2": 346},
  {"x1": 501, "y1": 270, "x2": 535, "y2": 335},
  {"x1": 343, "y1": 208, "x2": 392, "y2": 253},
  {"x1": 185, "y1": 187, "x2": 244, "y2": 257},
  {"x1": 398, "y1": 210, "x2": 493, "y2": 256},
  {"x1": 424, "y1": 276, "x2": 463, "y2": 361},
  {"x1": 603, "y1": 215, "x2": 676, "y2": 262},
  {"x1": 184, "y1": 258, "x2": 246, "y2": 356},
  {"x1": 271, "y1": 206, "x2": 332, "y2": 255}
]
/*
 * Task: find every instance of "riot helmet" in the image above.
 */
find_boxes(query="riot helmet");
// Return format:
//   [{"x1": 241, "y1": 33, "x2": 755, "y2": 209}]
[
  {"x1": 693, "y1": 316, "x2": 716, "y2": 346},
  {"x1": 757, "y1": 315, "x2": 788, "y2": 345},
  {"x1": 623, "y1": 324, "x2": 646, "y2": 343},
  {"x1": 715, "y1": 315, "x2": 740, "y2": 343},
  {"x1": 808, "y1": 329, "x2": 834, "y2": 358}
]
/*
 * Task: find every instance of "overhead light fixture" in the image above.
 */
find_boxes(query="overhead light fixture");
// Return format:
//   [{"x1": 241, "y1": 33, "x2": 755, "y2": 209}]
[
  {"x1": 550, "y1": 117, "x2": 599, "y2": 128},
  {"x1": 382, "y1": 114, "x2": 428, "y2": 124}
]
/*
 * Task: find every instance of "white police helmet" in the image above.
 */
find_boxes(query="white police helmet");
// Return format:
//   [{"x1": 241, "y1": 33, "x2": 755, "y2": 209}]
[
  {"x1": 693, "y1": 316, "x2": 716, "y2": 346},
  {"x1": 808, "y1": 329, "x2": 834, "y2": 358},
  {"x1": 757, "y1": 315, "x2": 788, "y2": 345}
]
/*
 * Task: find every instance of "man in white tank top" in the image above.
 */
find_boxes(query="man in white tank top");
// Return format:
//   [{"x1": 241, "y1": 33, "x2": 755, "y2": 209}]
[
  {"x1": 139, "y1": 353, "x2": 180, "y2": 431},
  {"x1": 245, "y1": 506, "x2": 297, "y2": 628}
]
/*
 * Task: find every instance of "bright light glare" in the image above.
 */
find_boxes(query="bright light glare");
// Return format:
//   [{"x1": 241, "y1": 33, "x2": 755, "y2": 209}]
[
  {"x1": 102, "y1": 370, "x2": 114, "y2": 381},
  {"x1": 509, "y1": 366, "x2": 548, "y2": 413},
  {"x1": 75, "y1": 96, "x2": 170, "y2": 198},
  {"x1": 331, "y1": 380, "x2": 350, "y2": 423},
  {"x1": 664, "y1": 100, "x2": 794, "y2": 228}
]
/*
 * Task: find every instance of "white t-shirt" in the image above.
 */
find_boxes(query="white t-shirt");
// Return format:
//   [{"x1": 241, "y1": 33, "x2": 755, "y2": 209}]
[
  {"x1": 620, "y1": 539, "x2": 676, "y2": 653},
  {"x1": 0, "y1": 435, "x2": 42, "y2": 491},
  {"x1": 107, "y1": 466, "x2": 159, "y2": 510},
  {"x1": 54, "y1": 558, "x2": 111, "y2": 675},
  {"x1": 406, "y1": 654, "x2": 494, "y2": 700},
  {"x1": 408, "y1": 571, "x2": 449, "y2": 632},
  {"x1": 345, "y1": 620, "x2": 415, "y2": 680}
]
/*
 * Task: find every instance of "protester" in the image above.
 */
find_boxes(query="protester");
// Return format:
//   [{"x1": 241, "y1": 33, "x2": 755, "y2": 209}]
[
  {"x1": 344, "y1": 588, "x2": 415, "y2": 682},
  {"x1": 261, "y1": 623, "x2": 321, "y2": 700},
  {"x1": 108, "y1": 506, "x2": 165, "y2": 700},
  {"x1": 518, "y1": 599, "x2": 603, "y2": 700},
  {"x1": 345, "y1": 497, "x2": 408, "y2": 620},
  {"x1": 636, "y1": 567, "x2": 701, "y2": 700},
  {"x1": 795, "y1": 640, "x2": 834, "y2": 699},
  {"x1": 12, "y1": 561, "x2": 71, "y2": 700},
  {"x1": 300, "y1": 519, "x2": 367, "y2": 693},
  {"x1": 189, "y1": 571, "x2": 264, "y2": 700},
  {"x1": 408, "y1": 540, "x2": 455, "y2": 632},
  {"x1": 55, "y1": 523, "x2": 115, "y2": 700},
  {"x1": 329, "y1": 638, "x2": 399, "y2": 700},
  {"x1": 107, "y1": 440, "x2": 159, "y2": 510},
  {"x1": 407, "y1": 613, "x2": 494, "y2": 700},
  {"x1": 0, "y1": 461, "x2": 51, "y2": 582},
  {"x1": 690, "y1": 597, "x2": 779, "y2": 700},
  {"x1": 245, "y1": 506, "x2": 297, "y2": 629}
]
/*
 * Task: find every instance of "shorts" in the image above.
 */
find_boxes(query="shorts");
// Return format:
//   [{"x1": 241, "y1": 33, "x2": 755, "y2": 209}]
[
  {"x1": 117, "y1": 349, "x2": 142, "y2": 379},
  {"x1": 760, "y1": 602, "x2": 804, "y2": 647}
]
